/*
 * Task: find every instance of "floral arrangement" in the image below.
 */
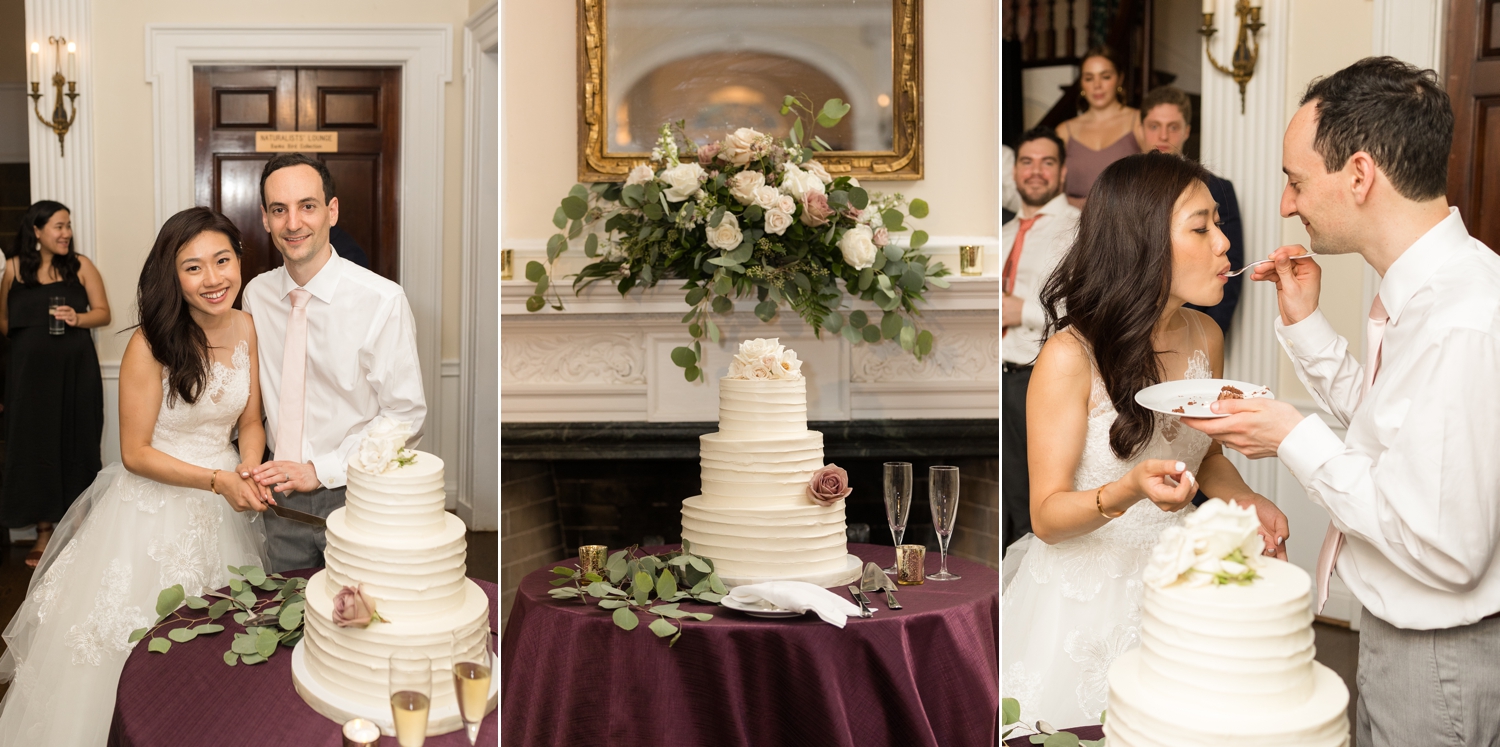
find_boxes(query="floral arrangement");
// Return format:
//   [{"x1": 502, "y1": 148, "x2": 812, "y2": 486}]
[
  {"x1": 130, "y1": 565, "x2": 308, "y2": 666},
  {"x1": 332, "y1": 584, "x2": 389, "y2": 627},
  {"x1": 1143, "y1": 498, "x2": 1263, "y2": 589},
  {"x1": 524, "y1": 95, "x2": 950, "y2": 380},
  {"x1": 727, "y1": 337, "x2": 802, "y2": 381},
  {"x1": 355, "y1": 417, "x2": 417, "y2": 474},
  {"x1": 808, "y1": 464, "x2": 852, "y2": 507},
  {"x1": 548, "y1": 540, "x2": 724, "y2": 647}
]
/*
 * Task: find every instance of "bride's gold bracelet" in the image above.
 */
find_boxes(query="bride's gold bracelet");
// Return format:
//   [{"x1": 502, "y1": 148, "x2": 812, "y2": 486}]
[
  {"x1": 209, "y1": 470, "x2": 220, "y2": 495},
  {"x1": 1097, "y1": 483, "x2": 1124, "y2": 519}
]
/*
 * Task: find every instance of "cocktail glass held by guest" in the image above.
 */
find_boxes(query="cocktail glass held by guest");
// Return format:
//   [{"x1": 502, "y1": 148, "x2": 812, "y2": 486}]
[
  {"x1": 451, "y1": 629, "x2": 493, "y2": 745},
  {"x1": 882, "y1": 462, "x2": 913, "y2": 574},
  {"x1": 927, "y1": 466, "x2": 962, "y2": 581},
  {"x1": 389, "y1": 651, "x2": 432, "y2": 747}
]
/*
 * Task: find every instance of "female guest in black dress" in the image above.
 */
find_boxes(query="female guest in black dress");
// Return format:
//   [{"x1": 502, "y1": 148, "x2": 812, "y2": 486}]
[{"x1": 0, "y1": 201, "x2": 110, "y2": 566}]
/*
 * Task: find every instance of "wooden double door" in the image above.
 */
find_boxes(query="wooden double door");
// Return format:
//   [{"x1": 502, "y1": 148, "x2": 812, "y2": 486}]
[{"x1": 194, "y1": 66, "x2": 401, "y2": 282}]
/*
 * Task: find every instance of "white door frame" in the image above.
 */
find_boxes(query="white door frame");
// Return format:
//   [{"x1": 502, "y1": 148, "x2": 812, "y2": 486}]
[
  {"x1": 460, "y1": 4, "x2": 499, "y2": 530},
  {"x1": 144, "y1": 24, "x2": 453, "y2": 458}
]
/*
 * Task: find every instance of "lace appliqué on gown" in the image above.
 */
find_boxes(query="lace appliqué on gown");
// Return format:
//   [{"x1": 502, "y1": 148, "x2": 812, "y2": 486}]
[
  {"x1": 64, "y1": 560, "x2": 152, "y2": 667},
  {"x1": 1065, "y1": 623, "x2": 1141, "y2": 719},
  {"x1": 32, "y1": 541, "x2": 78, "y2": 625}
]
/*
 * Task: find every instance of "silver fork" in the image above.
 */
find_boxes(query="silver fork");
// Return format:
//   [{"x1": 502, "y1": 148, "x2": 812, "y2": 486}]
[{"x1": 1223, "y1": 253, "x2": 1315, "y2": 278}]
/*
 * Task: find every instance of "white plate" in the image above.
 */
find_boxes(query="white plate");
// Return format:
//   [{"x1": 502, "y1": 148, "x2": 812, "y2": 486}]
[
  {"x1": 720, "y1": 597, "x2": 805, "y2": 619},
  {"x1": 1134, "y1": 378, "x2": 1273, "y2": 419}
]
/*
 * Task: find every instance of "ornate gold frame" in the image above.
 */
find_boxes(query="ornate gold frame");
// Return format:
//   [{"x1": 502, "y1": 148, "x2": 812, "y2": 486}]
[{"x1": 577, "y1": 0, "x2": 923, "y2": 182}]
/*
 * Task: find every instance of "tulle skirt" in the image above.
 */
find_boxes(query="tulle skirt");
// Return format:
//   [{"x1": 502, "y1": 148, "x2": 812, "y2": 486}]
[{"x1": 0, "y1": 456, "x2": 266, "y2": 745}]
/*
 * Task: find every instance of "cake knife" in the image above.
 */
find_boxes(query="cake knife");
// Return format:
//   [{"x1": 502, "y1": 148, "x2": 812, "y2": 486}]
[
  {"x1": 266, "y1": 502, "x2": 326, "y2": 528},
  {"x1": 846, "y1": 585, "x2": 875, "y2": 617}
]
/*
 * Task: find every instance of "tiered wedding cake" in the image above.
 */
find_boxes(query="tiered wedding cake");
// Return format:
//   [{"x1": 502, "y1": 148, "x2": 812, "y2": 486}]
[
  {"x1": 292, "y1": 421, "x2": 493, "y2": 735},
  {"x1": 1105, "y1": 500, "x2": 1349, "y2": 747},
  {"x1": 679, "y1": 339, "x2": 861, "y2": 588}
]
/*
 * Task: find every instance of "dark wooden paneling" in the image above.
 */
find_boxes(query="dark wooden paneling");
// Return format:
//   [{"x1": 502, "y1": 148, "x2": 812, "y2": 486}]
[
  {"x1": 215, "y1": 155, "x2": 275, "y2": 281},
  {"x1": 215, "y1": 90, "x2": 276, "y2": 128},
  {"x1": 1446, "y1": 0, "x2": 1500, "y2": 253},
  {"x1": 321, "y1": 91, "x2": 379, "y2": 128},
  {"x1": 321, "y1": 155, "x2": 379, "y2": 267}
]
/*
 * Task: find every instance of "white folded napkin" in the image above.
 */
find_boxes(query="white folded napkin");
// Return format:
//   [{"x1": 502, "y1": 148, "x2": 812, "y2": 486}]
[{"x1": 726, "y1": 581, "x2": 864, "y2": 628}]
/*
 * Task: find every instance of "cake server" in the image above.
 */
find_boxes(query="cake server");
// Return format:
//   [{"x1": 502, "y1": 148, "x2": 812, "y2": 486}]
[
  {"x1": 877, "y1": 572, "x2": 903, "y2": 610},
  {"x1": 266, "y1": 502, "x2": 326, "y2": 528},
  {"x1": 846, "y1": 585, "x2": 875, "y2": 617},
  {"x1": 859, "y1": 562, "x2": 902, "y2": 610}
]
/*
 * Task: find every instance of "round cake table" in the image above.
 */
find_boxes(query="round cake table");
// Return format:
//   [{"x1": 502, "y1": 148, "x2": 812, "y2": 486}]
[
  {"x1": 106, "y1": 568, "x2": 498, "y2": 747},
  {"x1": 502, "y1": 543, "x2": 998, "y2": 747}
]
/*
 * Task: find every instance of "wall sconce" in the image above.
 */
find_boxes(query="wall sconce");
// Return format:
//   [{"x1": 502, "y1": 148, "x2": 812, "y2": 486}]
[
  {"x1": 28, "y1": 37, "x2": 80, "y2": 156},
  {"x1": 1200, "y1": 0, "x2": 1264, "y2": 114}
]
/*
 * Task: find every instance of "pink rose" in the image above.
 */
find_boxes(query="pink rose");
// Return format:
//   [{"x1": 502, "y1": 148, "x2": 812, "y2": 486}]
[
  {"x1": 800, "y1": 191, "x2": 834, "y2": 227},
  {"x1": 697, "y1": 143, "x2": 722, "y2": 165},
  {"x1": 332, "y1": 584, "x2": 387, "y2": 627},
  {"x1": 873, "y1": 227, "x2": 889, "y2": 247},
  {"x1": 808, "y1": 464, "x2": 853, "y2": 507},
  {"x1": 841, "y1": 207, "x2": 864, "y2": 221}
]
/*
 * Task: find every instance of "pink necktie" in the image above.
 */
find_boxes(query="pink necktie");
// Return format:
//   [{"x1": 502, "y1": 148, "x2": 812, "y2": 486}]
[
  {"x1": 1315, "y1": 294, "x2": 1388, "y2": 613},
  {"x1": 274, "y1": 288, "x2": 312, "y2": 464}
]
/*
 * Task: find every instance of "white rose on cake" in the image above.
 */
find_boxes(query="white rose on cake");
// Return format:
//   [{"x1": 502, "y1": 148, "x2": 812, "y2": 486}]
[
  {"x1": 354, "y1": 417, "x2": 414, "y2": 474},
  {"x1": 706, "y1": 212, "x2": 743, "y2": 251},
  {"x1": 1143, "y1": 498, "x2": 1264, "y2": 588},
  {"x1": 1184, "y1": 498, "x2": 1263, "y2": 562},
  {"x1": 728, "y1": 338, "x2": 804, "y2": 381},
  {"x1": 659, "y1": 162, "x2": 706, "y2": 202}
]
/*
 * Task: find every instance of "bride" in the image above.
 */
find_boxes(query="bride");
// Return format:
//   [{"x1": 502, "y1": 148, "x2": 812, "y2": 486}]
[
  {"x1": 1002, "y1": 152, "x2": 1290, "y2": 728},
  {"x1": 0, "y1": 207, "x2": 271, "y2": 744}
]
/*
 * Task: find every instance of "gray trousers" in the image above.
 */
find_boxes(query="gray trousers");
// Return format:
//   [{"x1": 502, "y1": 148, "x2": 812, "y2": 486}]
[
  {"x1": 1357, "y1": 611, "x2": 1500, "y2": 747},
  {"x1": 264, "y1": 486, "x2": 346, "y2": 573}
]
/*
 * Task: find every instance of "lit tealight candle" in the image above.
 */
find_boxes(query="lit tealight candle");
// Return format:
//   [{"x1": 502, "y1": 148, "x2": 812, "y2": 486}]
[{"x1": 342, "y1": 718, "x2": 381, "y2": 747}]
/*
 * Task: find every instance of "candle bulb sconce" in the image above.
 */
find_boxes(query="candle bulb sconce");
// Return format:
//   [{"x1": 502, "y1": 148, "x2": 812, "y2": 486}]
[
  {"x1": 28, "y1": 36, "x2": 80, "y2": 157},
  {"x1": 1199, "y1": 2, "x2": 1264, "y2": 114}
]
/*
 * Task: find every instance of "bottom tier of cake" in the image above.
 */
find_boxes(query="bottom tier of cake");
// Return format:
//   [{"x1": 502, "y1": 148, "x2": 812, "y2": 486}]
[
  {"x1": 680, "y1": 495, "x2": 861, "y2": 587},
  {"x1": 1105, "y1": 647, "x2": 1349, "y2": 747},
  {"x1": 293, "y1": 571, "x2": 493, "y2": 735}
]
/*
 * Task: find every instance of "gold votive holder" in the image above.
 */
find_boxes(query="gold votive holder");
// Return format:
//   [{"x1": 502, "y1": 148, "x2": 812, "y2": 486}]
[
  {"x1": 500, "y1": 249, "x2": 514, "y2": 280},
  {"x1": 895, "y1": 544, "x2": 926, "y2": 585},
  {"x1": 579, "y1": 544, "x2": 608, "y2": 576},
  {"x1": 959, "y1": 245, "x2": 982, "y2": 276},
  {"x1": 341, "y1": 718, "x2": 381, "y2": 747}
]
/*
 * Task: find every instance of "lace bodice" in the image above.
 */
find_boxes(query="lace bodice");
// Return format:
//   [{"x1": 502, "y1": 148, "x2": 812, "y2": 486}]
[{"x1": 152, "y1": 341, "x2": 250, "y2": 466}]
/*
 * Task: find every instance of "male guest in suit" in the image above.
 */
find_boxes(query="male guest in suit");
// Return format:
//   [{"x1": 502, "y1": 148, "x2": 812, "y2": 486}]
[
  {"x1": 244, "y1": 153, "x2": 426, "y2": 572},
  {"x1": 1001, "y1": 127, "x2": 1081, "y2": 553},
  {"x1": 1141, "y1": 86, "x2": 1244, "y2": 337}
]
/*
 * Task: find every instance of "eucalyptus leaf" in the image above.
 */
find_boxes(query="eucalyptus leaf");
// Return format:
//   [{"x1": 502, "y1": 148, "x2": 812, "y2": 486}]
[
  {"x1": 791, "y1": 117, "x2": 804, "y2": 145},
  {"x1": 129, "y1": 627, "x2": 150, "y2": 643},
  {"x1": 256, "y1": 629, "x2": 278, "y2": 658},
  {"x1": 744, "y1": 205, "x2": 763, "y2": 223},
  {"x1": 634, "y1": 572, "x2": 653, "y2": 606},
  {"x1": 714, "y1": 275, "x2": 733, "y2": 296},
  {"x1": 183, "y1": 595, "x2": 209, "y2": 610},
  {"x1": 671, "y1": 346, "x2": 697, "y2": 368},
  {"x1": 689, "y1": 556, "x2": 711, "y2": 573},
  {"x1": 908, "y1": 198, "x2": 929, "y2": 219},
  {"x1": 649, "y1": 618, "x2": 678, "y2": 638},
  {"x1": 841, "y1": 324, "x2": 863, "y2": 344},
  {"x1": 613, "y1": 606, "x2": 639, "y2": 631},
  {"x1": 552, "y1": 566, "x2": 575, "y2": 577},
  {"x1": 1042, "y1": 733, "x2": 1081, "y2": 747},
  {"x1": 685, "y1": 287, "x2": 708, "y2": 306},
  {"x1": 621, "y1": 184, "x2": 645, "y2": 208},
  {"x1": 882, "y1": 209, "x2": 905, "y2": 231},
  {"x1": 535, "y1": 275, "x2": 549, "y2": 295},
  {"x1": 910, "y1": 230, "x2": 929, "y2": 249},
  {"x1": 691, "y1": 613, "x2": 713, "y2": 621},
  {"x1": 585, "y1": 234, "x2": 600, "y2": 257},
  {"x1": 240, "y1": 653, "x2": 267, "y2": 666},
  {"x1": 709, "y1": 206, "x2": 726, "y2": 229},
  {"x1": 243, "y1": 566, "x2": 267, "y2": 586},
  {"x1": 279, "y1": 607, "x2": 303, "y2": 631},
  {"x1": 697, "y1": 591, "x2": 725, "y2": 604},
  {"x1": 685, "y1": 365, "x2": 701, "y2": 382},
  {"x1": 168, "y1": 627, "x2": 199, "y2": 643},
  {"x1": 656, "y1": 569, "x2": 677, "y2": 600},
  {"x1": 900, "y1": 325, "x2": 916, "y2": 352},
  {"x1": 709, "y1": 574, "x2": 728, "y2": 595},
  {"x1": 224, "y1": 650, "x2": 239, "y2": 666},
  {"x1": 194, "y1": 624, "x2": 225, "y2": 635},
  {"x1": 862, "y1": 325, "x2": 882, "y2": 343},
  {"x1": 849, "y1": 310, "x2": 868, "y2": 328},
  {"x1": 546, "y1": 233, "x2": 568, "y2": 262},
  {"x1": 917, "y1": 330, "x2": 934, "y2": 356},
  {"x1": 156, "y1": 585, "x2": 186, "y2": 618},
  {"x1": 824, "y1": 310, "x2": 844, "y2": 332},
  {"x1": 755, "y1": 300, "x2": 777, "y2": 322},
  {"x1": 233, "y1": 612, "x2": 249, "y2": 626},
  {"x1": 599, "y1": 599, "x2": 629, "y2": 610},
  {"x1": 552, "y1": 206, "x2": 568, "y2": 230},
  {"x1": 881, "y1": 311, "x2": 903, "y2": 339},
  {"x1": 232, "y1": 634, "x2": 258, "y2": 655},
  {"x1": 707, "y1": 319, "x2": 720, "y2": 344},
  {"x1": 884, "y1": 244, "x2": 904, "y2": 262},
  {"x1": 569, "y1": 183, "x2": 590, "y2": 201},
  {"x1": 525, "y1": 295, "x2": 545, "y2": 313},
  {"x1": 229, "y1": 578, "x2": 244, "y2": 594},
  {"x1": 148, "y1": 638, "x2": 171, "y2": 654},
  {"x1": 568, "y1": 219, "x2": 584, "y2": 239},
  {"x1": 711, "y1": 296, "x2": 733, "y2": 314}
]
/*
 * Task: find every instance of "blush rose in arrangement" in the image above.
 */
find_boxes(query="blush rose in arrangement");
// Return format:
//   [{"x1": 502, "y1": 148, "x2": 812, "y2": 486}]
[
  {"x1": 525, "y1": 94, "x2": 949, "y2": 382},
  {"x1": 332, "y1": 584, "x2": 389, "y2": 627},
  {"x1": 808, "y1": 464, "x2": 853, "y2": 507}
]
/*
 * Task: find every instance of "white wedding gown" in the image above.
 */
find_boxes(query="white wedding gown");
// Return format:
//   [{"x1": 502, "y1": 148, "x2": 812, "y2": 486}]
[
  {"x1": 0, "y1": 341, "x2": 267, "y2": 745},
  {"x1": 1001, "y1": 314, "x2": 1213, "y2": 728}
]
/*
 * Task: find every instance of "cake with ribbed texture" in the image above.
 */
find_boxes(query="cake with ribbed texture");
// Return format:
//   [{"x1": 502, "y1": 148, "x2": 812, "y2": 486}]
[
  {"x1": 679, "y1": 339, "x2": 860, "y2": 588},
  {"x1": 292, "y1": 447, "x2": 492, "y2": 735}
]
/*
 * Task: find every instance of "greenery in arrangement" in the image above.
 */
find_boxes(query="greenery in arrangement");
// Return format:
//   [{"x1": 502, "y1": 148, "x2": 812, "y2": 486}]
[
  {"x1": 548, "y1": 540, "x2": 724, "y2": 646},
  {"x1": 525, "y1": 94, "x2": 951, "y2": 380},
  {"x1": 1198, "y1": 548, "x2": 1259, "y2": 586},
  {"x1": 129, "y1": 565, "x2": 308, "y2": 666},
  {"x1": 1001, "y1": 698, "x2": 1107, "y2": 747}
]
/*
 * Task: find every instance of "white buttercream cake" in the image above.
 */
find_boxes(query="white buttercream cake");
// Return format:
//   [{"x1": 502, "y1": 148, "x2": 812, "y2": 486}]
[
  {"x1": 679, "y1": 339, "x2": 860, "y2": 588},
  {"x1": 1105, "y1": 500, "x2": 1349, "y2": 746},
  {"x1": 292, "y1": 447, "x2": 492, "y2": 734}
]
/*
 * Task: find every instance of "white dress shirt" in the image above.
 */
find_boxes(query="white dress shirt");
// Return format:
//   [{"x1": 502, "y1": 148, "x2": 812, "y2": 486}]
[
  {"x1": 1276, "y1": 208, "x2": 1500, "y2": 629},
  {"x1": 1001, "y1": 192, "x2": 1081, "y2": 365},
  {"x1": 243, "y1": 248, "x2": 427, "y2": 489}
]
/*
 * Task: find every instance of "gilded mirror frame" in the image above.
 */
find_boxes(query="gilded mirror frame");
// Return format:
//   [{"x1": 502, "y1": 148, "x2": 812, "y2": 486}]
[{"x1": 577, "y1": 0, "x2": 923, "y2": 182}]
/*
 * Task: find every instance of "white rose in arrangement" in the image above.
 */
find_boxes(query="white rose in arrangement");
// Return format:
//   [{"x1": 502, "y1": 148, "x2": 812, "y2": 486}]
[
  {"x1": 763, "y1": 208, "x2": 793, "y2": 236},
  {"x1": 727, "y1": 170, "x2": 765, "y2": 205},
  {"x1": 720, "y1": 127, "x2": 765, "y2": 166},
  {"x1": 838, "y1": 225, "x2": 878, "y2": 270},
  {"x1": 779, "y1": 164, "x2": 825, "y2": 199},
  {"x1": 777, "y1": 194, "x2": 797, "y2": 214},
  {"x1": 625, "y1": 164, "x2": 656, "y2": 187},
  {"x1": 751, "y1": 185, "x2": 782, "y2": 211},
  {"x1": 706, "y1": 212, "x2": 743, "y2": 251},
  {"x1": 659, "y1": 162, "x2": 707, "y2": 203},
  {"x1": 804, "y1": 160, "x2": 834, "y2": 184}
]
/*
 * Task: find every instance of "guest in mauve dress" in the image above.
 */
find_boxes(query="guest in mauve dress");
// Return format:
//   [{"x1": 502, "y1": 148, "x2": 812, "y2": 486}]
[{"x1": 1054, "y1": 46, "x2": 1145, "y2": 208}]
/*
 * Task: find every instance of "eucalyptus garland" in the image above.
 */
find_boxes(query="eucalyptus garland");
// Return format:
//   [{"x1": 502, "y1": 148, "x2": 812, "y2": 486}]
[
  {"x1": 130, "y1": 565, "x2": 308, "y2": 666},
  {"x1": 548, "y1": 540, "x2": 724, "y2": 646}
]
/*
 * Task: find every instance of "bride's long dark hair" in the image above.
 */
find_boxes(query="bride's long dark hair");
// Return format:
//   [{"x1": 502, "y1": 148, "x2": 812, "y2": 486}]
[
  {"x1": 1040, "y1": 151, "x2": 1213, "y2": 460},
  {"x1": 136, "y1": 207, "x2": 244, "y2": 406}
]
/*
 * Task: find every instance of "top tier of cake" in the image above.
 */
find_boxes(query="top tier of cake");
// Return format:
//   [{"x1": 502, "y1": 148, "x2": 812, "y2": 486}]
[
  {"x1": 718, "y1": 378, "x2": 807, "y2": 438},
  {"x1": 344, "y1": 450, "x2": 447, "y2": 538},
  {"x1": 1138, "y1": 559, "x2": 1316, "y2": 711}
]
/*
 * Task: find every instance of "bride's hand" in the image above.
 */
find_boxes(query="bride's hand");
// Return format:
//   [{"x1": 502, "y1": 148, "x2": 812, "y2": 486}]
[
  {"x1": 1226, "y1": 493, "x2": 1290, "y2": 561},
  {"x1": 235, "y1": 462, "x2": 275, "y2": 505},
  {"x1": 216, "y1": 471, "x2": 269, "y2": 513},
  {"x1": 1121, "y1": 460, "x2": 1198, "y2": 513}
]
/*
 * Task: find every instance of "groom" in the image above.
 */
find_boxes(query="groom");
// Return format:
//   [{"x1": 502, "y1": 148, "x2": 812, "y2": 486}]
[
  {"x1": 1185, "y1": 57, "x2": 1500, "y2": 746},
  {"x1": 243, "y1": 153, "x2": 427, "y2": 573}
]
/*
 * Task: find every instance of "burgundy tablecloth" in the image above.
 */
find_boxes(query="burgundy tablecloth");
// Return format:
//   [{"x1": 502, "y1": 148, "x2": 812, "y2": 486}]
[
  {"x1": 1004, "y1": 725, "x2": 1104, "y2": 745},
  {"x1": 107, "y1": 569, "x2": 498, "y2": 747},
  {"x1": 502, "y1": 544, "x2": 999, "y2": 747}
]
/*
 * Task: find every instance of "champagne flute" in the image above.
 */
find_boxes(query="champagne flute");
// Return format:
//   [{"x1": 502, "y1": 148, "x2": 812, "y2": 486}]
[
  {"x1": 389, "y1": 651, "x2": 432, "y2": 747},
  {"x1": 926, "y1": 466, "x2": 962, "y2": 581},
  {"x1": 451, "y1": 629, "x2": 494, "y2": 745},
  {"x1": 882, "y1": 462, "x2": 913, "y2": 574}
]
